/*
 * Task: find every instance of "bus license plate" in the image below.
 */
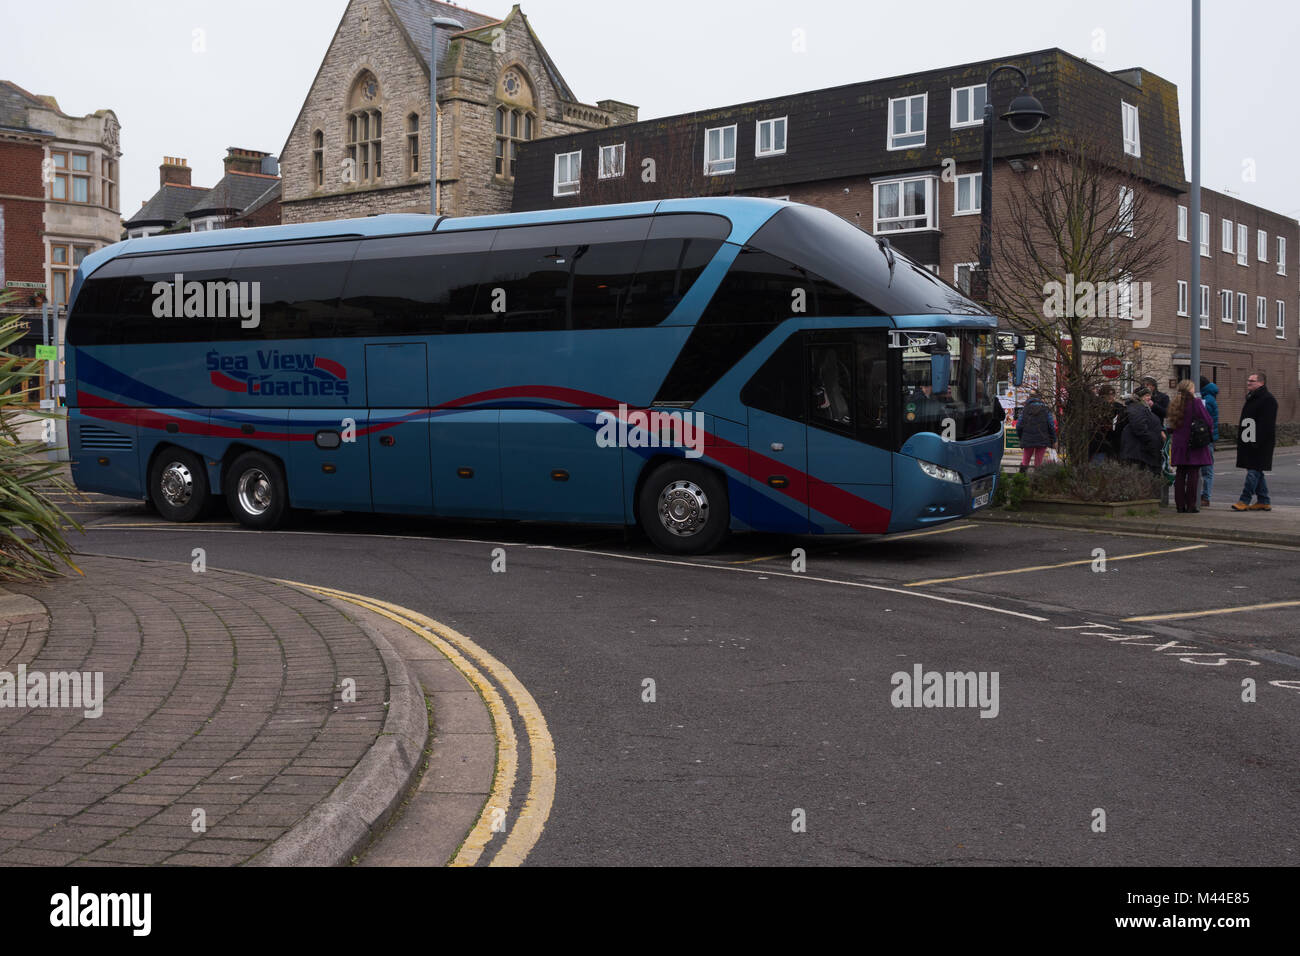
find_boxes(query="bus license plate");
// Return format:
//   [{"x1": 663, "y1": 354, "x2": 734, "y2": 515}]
[
  {"x1": 971, "y1": 477, "x2": 993, "y2": 510},
  {"x1": 972, "y1": 493, "x2": 990, "y2": 509}
]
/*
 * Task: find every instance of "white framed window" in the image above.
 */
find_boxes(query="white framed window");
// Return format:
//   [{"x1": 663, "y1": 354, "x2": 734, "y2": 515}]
[
  {"x1": 954, "y1": 173, "x2": 981, "y2": 215},
  {"x1": 1237, "y1": 223, "x2": 1248, "y2": 265},
  {"x1": 1177, "y1": 205, "x2": 1188, "y2": 242},
  {"x1": 598, "y1": 143, "x2": 625, "y2": 179},
  {"x1": 705, "y1": 125, "x2": 737, "y2": 175},
  {"x1": 954, "y1": 262, "x2": 979, "y2": 296},
  {"x1": 1199, "y1": 212, "x2": 1210, "y2": 257},
  {"x1": 1257, "y1": 229, "x2": 1268, "y2": 261},
  {"x1": 1279, "y1": 236, "x2": 1287, "y2": 275},
  {"x1": 1220, "y1": 289, "x2": 1232, "y2": 322},
  {"x1": 1278, "y1": 300, "x2": 1287, "y2": 338},
  {"x1": 888, "y1": 94, "x2": 927, "y2": 149},
  {"x1": 950, "y1": 85, "x2": 987, "y2": 128},
  {"x1": 553, "y1": 150, "x2": 581, "y2": 196},
  {"x1": 1177, "y1": 281, "x2": 1188, "y2": 316},
  {"x1": 1117, "y1": 186, "x2": 1135, "y2": 236},
  {"x1": 1199, "y1": 285, "x2": 1210, "y2": 329},
  {"x1": 1256, "y1": 295, "x2": 1268, "y2": 328},
  {"x1": 873, "y1": 175, "x2": 938, "y2": 232},
  {"x1": 1121, "y1": 101, "x2": 1140, "y2": 157},
  {"x1": 1222, "y1": 218, "x2": 1233, "y2": 253},
  {"x1": 1237, "y1": 292, "x2": 1248, "y2": 330},
  {"x1": 755, "y1": 117, "x2": 787, "y2": 157},
  {"x1": 1118, "y1": 273, "x2": 1133, "y2": 320}
]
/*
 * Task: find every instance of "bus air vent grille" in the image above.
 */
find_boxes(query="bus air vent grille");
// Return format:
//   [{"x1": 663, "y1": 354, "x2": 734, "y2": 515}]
[{"x1": 80, "y1": 424, "x2": 134, "y2": 451}]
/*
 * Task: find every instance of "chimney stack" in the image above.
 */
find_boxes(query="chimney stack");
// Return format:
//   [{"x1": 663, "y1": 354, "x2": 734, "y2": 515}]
[
  {"x1": 160, "y1": 156, "x2": 191, "y2": 187},
  {"x1": 224, "y1": 147, "x2": 272, "y2": 175}
]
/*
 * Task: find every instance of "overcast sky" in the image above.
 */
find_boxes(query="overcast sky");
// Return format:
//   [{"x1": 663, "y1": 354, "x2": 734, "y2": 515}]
[{"x1": 5, "y1": 0, "x2": 1297, "y2": 220}]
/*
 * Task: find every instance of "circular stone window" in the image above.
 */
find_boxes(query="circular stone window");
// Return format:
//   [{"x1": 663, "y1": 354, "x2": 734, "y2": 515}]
[{"x1": 503, "y1": 71, "x2": 522, "y2": 97}]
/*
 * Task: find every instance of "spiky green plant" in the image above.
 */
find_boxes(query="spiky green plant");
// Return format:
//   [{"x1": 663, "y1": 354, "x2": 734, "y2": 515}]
[{"x1": 0, "y1": 299, "x2": 82, "y2": 582}]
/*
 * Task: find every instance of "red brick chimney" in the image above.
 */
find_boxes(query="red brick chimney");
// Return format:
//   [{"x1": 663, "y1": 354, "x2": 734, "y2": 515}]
[
  {"x1": 160, "y1": 157, "x2": 191, "y2": 187},
  {"x1": 224, "y1": 147, "x2": 271, "y2": 175}
]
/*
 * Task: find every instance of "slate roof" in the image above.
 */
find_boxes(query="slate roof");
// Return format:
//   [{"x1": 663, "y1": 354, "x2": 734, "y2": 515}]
[
  {"x1": 0, "y1": 80, "x2": 54, "y2": 136},
  {"x1": 239, "y1": 181, "x2": 282, "y2": 218},
  {"x1": 125, "y1": 183, "x2": 211, "y2": 228},
  {"x1": 185, "y1": 171, "x2": 282, "y2": 218}
]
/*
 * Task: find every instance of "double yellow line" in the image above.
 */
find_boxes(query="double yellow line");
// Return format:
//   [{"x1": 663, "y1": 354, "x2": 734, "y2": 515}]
[{"x1": 286, "y1": 581, "x2": 555, "y2": 868}]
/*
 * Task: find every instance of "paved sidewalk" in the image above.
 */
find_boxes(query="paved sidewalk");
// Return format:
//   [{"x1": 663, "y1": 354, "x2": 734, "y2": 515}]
[
  {"x1": 977, "y1": 501, "x2": 1300, "y2": 548},
  {"x1": 0, "y1": 557, "x2": 427, "y2": 866}
]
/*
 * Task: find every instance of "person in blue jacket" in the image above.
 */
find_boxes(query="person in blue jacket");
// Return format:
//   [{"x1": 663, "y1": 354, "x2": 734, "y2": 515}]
[{"x1": 1199, "y1": 377, "x2": 1219, "y2": 507}]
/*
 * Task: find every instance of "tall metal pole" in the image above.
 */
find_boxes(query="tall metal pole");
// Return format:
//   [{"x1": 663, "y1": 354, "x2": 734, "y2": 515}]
[
  {"x1": 1188, "y1": 0, "x2": 1202, "y2": 388},
  {"x1": 430, "y1": 16, "x2": 464, "y2": 215}
]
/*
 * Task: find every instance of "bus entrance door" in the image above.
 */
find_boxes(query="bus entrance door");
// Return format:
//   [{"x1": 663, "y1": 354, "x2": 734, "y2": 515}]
[
  {"x1": 365, "y1": 344, "x2": 433, "y2": 514},
  {"x1": 746, "y1": 408, "x2": 810, "y2": 533}
]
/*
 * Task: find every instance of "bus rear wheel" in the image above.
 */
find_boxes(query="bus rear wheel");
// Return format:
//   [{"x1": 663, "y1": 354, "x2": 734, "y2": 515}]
[
  {"x1": 225, "y1": 451, "x2": 288, "y2": 530},
  {"x1": 638, "y1": 461, "x2": 729, "y2": 555},
  {"x1": 149, "y1": 449, "x2": 214, "y2": 523}
]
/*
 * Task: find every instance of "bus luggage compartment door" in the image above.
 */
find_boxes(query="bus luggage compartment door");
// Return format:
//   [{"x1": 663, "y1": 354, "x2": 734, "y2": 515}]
[
  {"x1": 366, "y1": 344, "x2": 433, "y2": 514},
  {"x1": 499, "y1": 410, "x2": 624, "y2": 523}
]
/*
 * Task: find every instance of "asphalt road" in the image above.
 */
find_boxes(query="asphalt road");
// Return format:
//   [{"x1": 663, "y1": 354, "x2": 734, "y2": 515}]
[{"x1": 66, "y1": 495, "x2": 1300, "y2": 867}]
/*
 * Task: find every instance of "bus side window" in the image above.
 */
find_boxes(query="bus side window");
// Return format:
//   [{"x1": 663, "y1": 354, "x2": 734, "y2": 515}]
[
  {"x1": 115, "y1": 249, "x2": 239, "y2": 345},
  {"x1": 808, "y1": 342, "x2": 853, "y2": 430},
  {"x1": 225, "y1": 241, "x2": 357, "y2": 342},
  {"x1": 740, "y1": 333, "x2": 804, "y2": 421}
]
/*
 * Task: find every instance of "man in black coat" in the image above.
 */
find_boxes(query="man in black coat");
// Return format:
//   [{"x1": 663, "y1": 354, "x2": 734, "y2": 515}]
[
  {"x1": 1141, "y1": 376, "x2": 1170, "y2": 434},
  {"x1": 1120, "y1": 388, "x2": 1163, "y2": 477},
  {"x1": 1231, "y1": 371, "x2": 1278, "y2": 512}
]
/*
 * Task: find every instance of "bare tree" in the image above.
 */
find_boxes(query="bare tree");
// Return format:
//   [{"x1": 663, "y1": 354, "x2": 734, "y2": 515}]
[{"x1": 977, "y1": 136, "x2": 1171, "y2": 465}]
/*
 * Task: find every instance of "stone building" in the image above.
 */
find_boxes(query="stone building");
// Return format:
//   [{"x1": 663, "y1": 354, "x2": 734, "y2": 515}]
[
  {"x1": 126, "y1": 149, "x2": 281, "y2": 238},
  {"x1": 279, "y1": 0, "x2": 636, "y2": 224},
  {"x1": 0, "y1": 79, "x2": 120, "y2": 405}
]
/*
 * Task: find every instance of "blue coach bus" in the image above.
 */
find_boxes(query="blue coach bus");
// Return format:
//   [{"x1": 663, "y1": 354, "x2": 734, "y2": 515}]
[{"x1": 65, "y1": 197, "x2": 1022, "y2": 554}]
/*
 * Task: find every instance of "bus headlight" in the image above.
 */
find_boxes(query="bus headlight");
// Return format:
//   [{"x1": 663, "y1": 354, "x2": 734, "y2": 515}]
[{"x1": 917, "y1": 460, "x2": 963, "y2": 484}]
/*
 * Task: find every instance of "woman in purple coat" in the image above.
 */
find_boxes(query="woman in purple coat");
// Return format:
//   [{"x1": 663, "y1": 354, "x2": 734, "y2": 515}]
[{"x1": 1167, "y1": 379, "x2": 1215, "y2": 513}]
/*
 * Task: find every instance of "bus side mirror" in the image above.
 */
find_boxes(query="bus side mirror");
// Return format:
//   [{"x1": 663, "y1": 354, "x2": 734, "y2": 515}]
[
  {"x1": 1014, "y1": 348, "x2": 1027, "y2": 387},
  {"x1": 931, "y1": 352, "x2": 952, "y2": 395}
]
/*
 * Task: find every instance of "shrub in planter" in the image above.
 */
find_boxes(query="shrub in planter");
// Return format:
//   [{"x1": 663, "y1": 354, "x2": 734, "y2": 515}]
[
  {"x1": 1024, "y1": 460, "x2": 1162, "y2": 503},
  {"x1": 0, "y1": 313, "x2": 82, "y2": 583}
]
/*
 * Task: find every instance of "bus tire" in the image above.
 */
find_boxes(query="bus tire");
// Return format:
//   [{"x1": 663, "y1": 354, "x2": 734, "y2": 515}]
[
  {"x1": 148, "y1": 449, "x2": 214, "y2": 523},
  {"x1": 638, "y1": 461, "x2": 730, "y2": 555},
  {"x1": 225, "y1": 451, "x2": 288, "y2": 530}
]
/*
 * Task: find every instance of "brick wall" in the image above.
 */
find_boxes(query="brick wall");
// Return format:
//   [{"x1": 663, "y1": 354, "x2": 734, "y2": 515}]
[{"x1": 0, "y1": 139, "x2": 47, "y2": 291}]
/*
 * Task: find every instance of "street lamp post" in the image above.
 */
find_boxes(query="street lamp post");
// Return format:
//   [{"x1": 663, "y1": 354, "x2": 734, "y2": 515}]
[
  {"x1": 430, "y1": 15, "x2": 465, "y2": 215},
  {"x1": 975, "y1": 64, "x2": 1049, "y2": 303}
]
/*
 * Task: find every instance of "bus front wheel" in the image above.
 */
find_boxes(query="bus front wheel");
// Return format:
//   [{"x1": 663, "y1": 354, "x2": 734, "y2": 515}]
[
  {"x1": 638, "y1": 461, "x2": 729, "y2": 555},
  {"x1": 225, "y1": 451, "x2": 288, "y2": 530},
  {"x1": 149, "y1": 449, "x2": 215, "y2": 523}
]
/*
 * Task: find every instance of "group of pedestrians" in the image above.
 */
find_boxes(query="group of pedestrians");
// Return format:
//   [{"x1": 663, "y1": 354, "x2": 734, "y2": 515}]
[{"x1": 1014, "y1": 371, "x2": 1279, "y2": 514}]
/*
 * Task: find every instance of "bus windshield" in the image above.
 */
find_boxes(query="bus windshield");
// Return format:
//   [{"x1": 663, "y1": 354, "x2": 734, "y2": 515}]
[{"x1": 900, "y1": 330, "x2": 1000, "y2": 442}]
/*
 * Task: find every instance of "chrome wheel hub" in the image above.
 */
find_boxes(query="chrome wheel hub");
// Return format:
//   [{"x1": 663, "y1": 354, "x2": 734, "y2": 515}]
[
  {"x1": 237, "y1": 468, "x2": 273, "y2": 516},
  {"x1": 658, "y1": 479, "x2": 709, "y2": 537},
  {"x1": 159, "y1": 461, "x2": 194, "y2": 508}
]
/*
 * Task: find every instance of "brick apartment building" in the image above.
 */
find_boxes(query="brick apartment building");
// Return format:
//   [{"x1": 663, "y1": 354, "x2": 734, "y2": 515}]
[
  {"x1": 125, "y1": 149, "x2": 282, "y2": 238},
  {"x1": 509, "y1": 48, "x2": 1300, "y2": 421},
  {"x1": 279, "y1": 0, "x2": 637, "y2": 224},
  {"x1": 0, "y1": 80, "x2": 121, "y2": 403}
]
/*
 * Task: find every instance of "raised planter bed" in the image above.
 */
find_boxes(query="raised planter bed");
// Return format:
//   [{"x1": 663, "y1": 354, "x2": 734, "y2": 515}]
[{"x1": 1017, "y1": 496, "x2": 1160, "y2": 517}]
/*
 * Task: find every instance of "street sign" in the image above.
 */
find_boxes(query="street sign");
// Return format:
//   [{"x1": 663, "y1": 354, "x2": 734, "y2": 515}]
[
  {"x1": 1101, "y1": 356, "x2": 1123, "y2": 379},
  {"x1": 35, "y1": 344, "x2": 57, "y2": 361}
]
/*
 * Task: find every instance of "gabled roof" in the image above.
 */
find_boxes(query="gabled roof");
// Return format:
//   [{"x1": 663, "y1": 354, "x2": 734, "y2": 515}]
[
  {"x1": 186, "y1": 171, "x2": 281, "y2": 218},
  {"x1": 125, "y1": 182, "x2": 211, "y2": 228},
  {"x1": 386, "y1": 0, "x2": 499, "y2": 66},
  {"x1": 239, "y1": 181, "x2": 282, "y2": 218}
]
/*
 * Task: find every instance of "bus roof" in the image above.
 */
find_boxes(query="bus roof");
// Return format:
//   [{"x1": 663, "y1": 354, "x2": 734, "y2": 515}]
[{"x1": 77, "y1": 196, "x2": 792, "y2": 284}]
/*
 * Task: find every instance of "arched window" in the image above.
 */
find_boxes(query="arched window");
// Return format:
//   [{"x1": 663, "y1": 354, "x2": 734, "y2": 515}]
[
  {"x1": 494, "y1": 67, "x2": 536, "y2": 181},
  {"x1": 312, "y1": 130, "x2": 324, "y2": 188},
  {"x1": 407, "y1": 113, "x2": 420, "y2": 177},
  {"x1": 346, "y1": 71, "x2": 383, "y2": 184}
]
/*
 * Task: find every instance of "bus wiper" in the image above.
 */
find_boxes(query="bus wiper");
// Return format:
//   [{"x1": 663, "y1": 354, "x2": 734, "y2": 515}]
[{"x1": 875, "y1": 235, "x2": 896, "y2": 287}]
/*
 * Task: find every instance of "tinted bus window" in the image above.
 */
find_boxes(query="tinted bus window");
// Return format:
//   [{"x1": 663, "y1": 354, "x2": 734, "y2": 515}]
[
  {"x1": 478, "y1": 218, "x2": 651, "y2": 332},
  {"x1": 623, "y1": 214, "x2": 729, "y2": 328},
  {"x1": 749, "y1": 204, "x2": 987, "y2": 317},
  {"x1": 740, "y1": 333, "x2": 804, "y2": 421},
  {"x1": 218, "y1": 240, "x2": 358, "y2": 342},
  {"x1": 66, "y1": 255, "x2": 134, "y2": 346},
  {"x1": 341, "y1": 230, "x2": 496, "y2": 336},
  {"x1": 115, "y1": 249, "x2": 240, "y2": 344}
]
